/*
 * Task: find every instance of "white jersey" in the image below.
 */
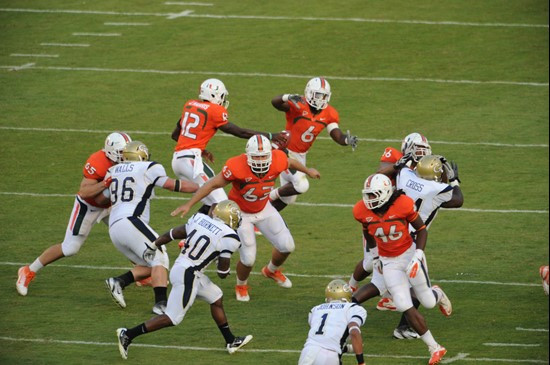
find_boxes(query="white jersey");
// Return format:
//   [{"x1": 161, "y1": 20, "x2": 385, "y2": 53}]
[
  {"x1": 304, "y1": 302, "x2": 367, "y2": 354},
  {"x1": 107, "y1": 161, "x2": 168, "y2": 225},
  {"x1": 175, "y1": 213, "x2": 241, "y2": 272},
  {"x1": 397, "y1": 167, "x2": 454, "y2": 230}
]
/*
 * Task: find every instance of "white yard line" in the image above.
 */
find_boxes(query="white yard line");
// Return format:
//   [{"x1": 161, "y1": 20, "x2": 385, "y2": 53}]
[
  {"x1": 0, "y1": 126, "x2": 547, "y2": 150},
  {"x1": 0, "y1": 8, "x2": 547, "y2": 28},
  {"x1": 104, "y1": 22, "x2": 150, "y2": 26},
  {"x1": 72, "y1": 32, "x2": 121, "y2": 36},
  {"x1": 0, "y1": 64, "x2": 546, "y2": 88},
  {"x1": 516, "y1": 327, "x2": 549, "y2": 332},
  {"x1": 40, "y1": 42, "x2": 90, "y2": 47},
  {"x1": 10, "y1": 53, "x2": 58, "y2": 58},
  {"x1": 483, "y1": 343, "x2": 540, "y2": 347},
  {"x1": 441, "y1": 353, "x2": 470, "y2": 363},
  {"x1": 9, "y1": 62, "x2": 35, "y2": 71},
  {"x1": 0, "y1": 336, "x2": 546, "y2": 363},
  {"x1": 0, "y1": 191, "x2": 547, "y2": 215},
  {"x1": 164, "y1": 1, "x2": 214, "y2": 5},
  {"x1": 0, "y1": 261, "x2": 542, "y2": 287}
]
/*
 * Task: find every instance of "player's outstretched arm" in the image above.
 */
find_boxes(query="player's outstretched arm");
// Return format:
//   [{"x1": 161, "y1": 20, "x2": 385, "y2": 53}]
[
  {"x1": 161, "y1": 178, "x2": 199, "y2": 194},
  {"x1": 217, "y1": 257, "x2": 231, "y2": 279},
  {"x1": 171, "y1": 119, "x2": 182, "y2": 142},
  {"x1": 410, "y1": 215, "x2": 428, "y2": 251},
  {"x1": 155, "y1": 225, "x2": 187, "y2": 249},
  {"x1": 329, "y1": 127, "x2": 358, "y2": 150},
  {"x1": 288, "y1": 158, "x2": 320, "y2": 179},
  {"x1": 78, "y1": 177, "x2": 112, "y2": 199},
  {"x1": 219, "y1": 122, "x2": 275, "y2": 141},
  {"x1": 348, "y1": 321, "x2": 365, "y2": 365},
  {"x1": 171, "y1": 173, "x2": 229, "y2": 218}
]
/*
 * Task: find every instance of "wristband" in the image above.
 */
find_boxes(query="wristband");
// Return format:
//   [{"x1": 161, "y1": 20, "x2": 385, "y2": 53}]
[
  {"x1": 169, "y1": 229, "x2": 176, "y2": 241},
  {"x1": 450, "y1": 180, "x2": 460, "y2": 187},
  {"x1": 356, "y1": 353, "x2": 364, "y2": 364},
  {"x1": 282, "y1": 94, "x2": 290, "y2": 102},
  {"x1": 174, "y1": 180, "x2": 181, "y2": 192},
  {"x1": 349, "y1": 325, "x2": 361, "y2": 333}
]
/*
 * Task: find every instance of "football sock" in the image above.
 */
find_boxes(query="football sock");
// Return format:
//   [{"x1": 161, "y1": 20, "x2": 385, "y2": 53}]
[
  {"x1": 267, "y1": 261, "x2": 279, "y2": 273},
  {"x1": 398, "y1": 297, "x2": 420, "y2": 327},
  {"x1": 420, "y1": 330, "x2": 438, "y2": 352},
  {"x1": 117, "y1": 271, "x2": 135, "y2": 289},
  {"x1": 29, "y1": 259, "x2": 44, "y2": 273},
  {"x1": 154, "y1": 286, "x2": 168, "y2": 303},
  {"x1": 236, "y1": 278, "x2": 248, "y2": 286},
  {"x1": 218, "y1": 323, "x2": 235, "y2": 344},
  {"x1": 197, "y1": 204, "x2": 211, "y2": 215},
  {"x1": 126, "y1": 323, "x2": 148, "y2": 340},
  {"x1": 349, "y1": 275, "x2": 359, "y2": 289}
]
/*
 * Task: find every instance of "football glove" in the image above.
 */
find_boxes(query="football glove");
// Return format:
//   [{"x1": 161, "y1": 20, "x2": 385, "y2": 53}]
[
  {"x1": 406, "y1": 249, "x2": 426, "y2": 279},
  {"x1": 393, "y1": 152, "x2": 413, "y2": 170},
  {"x1": 443, "y1": 160, "x2": 461, "y2": 183},
  {"x1": 345, "y1": 130, "x2": 358, "y2": 151},
  {"x1": 287, "y1": 94, "x2": 302, "y2": 108}
]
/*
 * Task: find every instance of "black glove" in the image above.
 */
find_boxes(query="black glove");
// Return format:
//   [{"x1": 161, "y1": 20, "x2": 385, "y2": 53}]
[
  {"x1": 287, "y1": 94, "x2": 302, "y2": 108},
  {"x1": 393, "y1": 152, "x2": 413, "y2": 170},
  {"x1": 345, "y1": 130, "x2": 358, "y2": 151}
]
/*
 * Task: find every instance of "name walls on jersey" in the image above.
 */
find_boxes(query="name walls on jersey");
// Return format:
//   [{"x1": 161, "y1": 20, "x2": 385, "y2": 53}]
[
  {"x1": 114, "y1": 164, "x2": 134, "y2": 173},
  {"x1": 316, "y1": 303, "x2": 346, "y2": 310},
  {"x1": 406, "y1": 179, "x2": 424, "y2": 193}
]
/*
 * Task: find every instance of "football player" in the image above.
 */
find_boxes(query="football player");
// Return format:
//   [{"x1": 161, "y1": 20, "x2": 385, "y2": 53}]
[
  {"x1": 268, "y1": 77, "x2": 358, "y2": 211},
  {"x1": 99, "y1": 141, "x2": 198, "y2": 314},
  {"x1": 116, "y1": 200, "x2": 252, "y2": 359},
  {"x1": 353, "y1": 174, "x2": 449, "y2": 365},
  {"x1": 172, "y1": 135, "x2": 321, "y2": 302},
  {"x1": 541, "y1": 265, "x2": 549, "y2": 296},
  {"x1": 298, "y1": 279, "x2": 367, "y2": 365},
  {"x1": 351, "y1": 154, "x2": 463, "y2": 340},
  {"x1": 16, "y1": 132, "x2": 132, "y2": 296},
  {"x1": 171, "y1": 78, "x2": 287, "y2": 216},
  {"x1": 349, "y1": 133, "x2": 432, "y2": 303}
]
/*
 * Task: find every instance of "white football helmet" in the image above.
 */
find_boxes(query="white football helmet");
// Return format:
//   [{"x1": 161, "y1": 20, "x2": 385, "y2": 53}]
[
  {"x1": 104, "y1": 132, "x2": 132, "y2": 163},
  {"x1": 362, "y1": 174, "x2": 394, "y2": 210},
  {"x1": 304, "y1": 77, "x2": 331, "y2": 110},
  {"x1": 401, "y1": 133, "x2": 432, "y2": 162},
  {"x1": 198, "y1": 78, "x2": 229, "y2": 108},
  {"x1": 246, "y1": 135, "x2": 272, "y2": 175}
]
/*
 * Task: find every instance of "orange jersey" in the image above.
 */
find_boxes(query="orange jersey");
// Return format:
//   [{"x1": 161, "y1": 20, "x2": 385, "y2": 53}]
[
  {"x1": 81, "y1": 150, "x2": 114, "y2": 207},
  {"x1": 174, "y1": 99, "x2": 229, "y2": 151},
  {"x1": 380, "y1": 146, "x2": 403, "y2": 164},
  {"x1": 284, "y1": 97, "x2": 339, "y2": 153},
  {"x1": 353, "y1": 195, "x2": 418, "y2": 257},
  {"x1": 221, "y1": 149, "x2": 288, "y2": 213}
]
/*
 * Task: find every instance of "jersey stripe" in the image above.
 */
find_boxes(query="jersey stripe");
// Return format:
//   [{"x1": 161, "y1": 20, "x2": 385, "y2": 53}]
[
  {"x1": 127, "y1": 216, "x2": 157, "y2": 242},
  {"x1": 222, "y1": 233, "x2": 240, "y2": 241},
  {"x1": 71, "y1": 196, "x2": 88, "y2": 235},
  {"x1": 133, "y1": 178, "x2": 158, "y2": 217},
  {"x1": 182, "y1": 267, "x2": 197, "y2": 308}
]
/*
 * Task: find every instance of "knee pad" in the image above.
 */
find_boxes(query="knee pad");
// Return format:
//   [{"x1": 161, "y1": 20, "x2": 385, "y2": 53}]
[
  {"x1": 275, "y1": 229, "x2": 295, "y2": 253},
  {"x1": 280, "y1": 194, "x2": 297, "y2": 205},
  {"x1": 293, "y1": 175, "x2": 310, "y2": 194},
  {"x1": 61, "y1": 239, "x2": 83, "y2": 257},
  {"x1": 414, "y1": 286, "x2": 437, "y2": 309},
  {"x1": 392, "y1": 290, "x2": 414, "y2": 312},
  {"x1": 239, "y1": 244, "x2": 256, "y2": 267}
]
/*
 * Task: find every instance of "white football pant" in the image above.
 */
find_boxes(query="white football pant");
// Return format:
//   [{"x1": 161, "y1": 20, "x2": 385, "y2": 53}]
[{"x1": 298, "y1": 345, "x2": 340, "y2": 365}]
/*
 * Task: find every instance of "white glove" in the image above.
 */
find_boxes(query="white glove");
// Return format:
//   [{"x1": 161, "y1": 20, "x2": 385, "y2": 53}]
[
  {"x1": 345, "y1": 130, "x2": 358, "y2": 151},
  {"x1": 406, "y1": 249, "x2": 426, "y2": 279}
]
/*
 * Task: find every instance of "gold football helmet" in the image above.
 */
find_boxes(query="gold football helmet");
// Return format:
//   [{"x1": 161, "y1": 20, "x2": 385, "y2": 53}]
[
  {"x1": 122, "y1": 141, "x2": 150, "y2": 162},
  {"x1": 416, "y1": 155, "x2": 444, "y2": 182},
  {"x1": 212, "y1": 200, "x2": 242, "y2": 230},
  {"x1": 325, "y1": 279, "x2": 352, "y2": 303}
]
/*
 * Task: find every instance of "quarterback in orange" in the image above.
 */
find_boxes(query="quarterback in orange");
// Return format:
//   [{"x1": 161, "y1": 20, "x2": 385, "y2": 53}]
[
  {"x1": 353, "y1": 173, "x2": 449, "y2": 365},
  {"x1": 16, "y1": 132, "x2": 132, "y2": 297},
  {"x1": 268, "y1": 77, "x2": 358, "y2": 211},
  {"x1": 171, "y1": 78, "x2": 285, "y2": 216},
  {"x1": 172, "y1": 135, "x2": 320, "y2": 302}
]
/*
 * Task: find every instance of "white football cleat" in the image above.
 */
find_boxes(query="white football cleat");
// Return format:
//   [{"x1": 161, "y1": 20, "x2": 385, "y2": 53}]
[
  {"x1": 235, "y1": 285, "x2": 250, "y2": 302},
  {"x1": 227, "y1": 335, "x2": 253, "y2": 354},
  {"x1": 432, "y1": 285, "x2": 452, "y2": 317},
  {"x1": 105, "y1": 278, "x2": 126, "y2": 308},
  {"x1": 393, "y1": 326, "x2": 420, "y2": 340},
  {"x1": 152, "y1": 300, "x2": 167, "y2": 315},
  {"x1": 116, "y1": 328, "x2": 131, "y2": 359},
  {"x1": 429, "y1": 345, "x2": 447, "y2": 364},
  {"x1": 376, "y1": 297, "x2": 397, "y2": 311},
  {"x1": 16, "y1": 265, "x2": 36, "y2": 296}
]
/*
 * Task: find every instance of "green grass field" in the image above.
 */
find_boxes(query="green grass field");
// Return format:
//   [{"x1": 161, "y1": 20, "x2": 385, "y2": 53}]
[{"x1": 0, "y1": 1, "x2": 548, "y2": 364}]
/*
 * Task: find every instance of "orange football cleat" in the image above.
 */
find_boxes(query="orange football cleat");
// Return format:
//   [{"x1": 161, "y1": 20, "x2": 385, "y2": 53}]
[
  {"x1": 16, "y1": 265, "x2": 36, "y2": 296},
  {"x1": 261, "y1": 266, "x2": 292, "y2": 288}
]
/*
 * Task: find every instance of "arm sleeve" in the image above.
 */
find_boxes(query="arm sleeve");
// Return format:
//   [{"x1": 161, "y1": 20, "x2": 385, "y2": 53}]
[
  {"x1": 145, "y1": 163, "x2": 168, "y2": 186},
  {"x1": 220, "y1": 233, "x2": 241, "y2": 258},
  {"x1": 347, "y1": 304, "x2": 367, "y2": 327},
  {"x1": 380, "y1": 147, "x2": 402, "y2": 164}
]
